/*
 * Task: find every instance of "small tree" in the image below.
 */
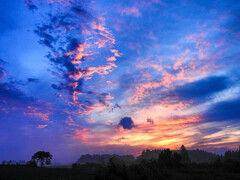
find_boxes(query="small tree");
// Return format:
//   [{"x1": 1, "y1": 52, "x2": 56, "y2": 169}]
[
  {"x1": 180, "y1": 145, "x2": 190, "y2": 163},
  {"x1": 32, "y1": 151, "x2": 52, "y2": 167}
]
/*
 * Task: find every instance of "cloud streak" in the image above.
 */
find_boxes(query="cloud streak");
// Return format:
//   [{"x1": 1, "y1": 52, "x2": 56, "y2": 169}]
[{"x1": 30, "y1": 0, "x2": 120, "y2": 117}]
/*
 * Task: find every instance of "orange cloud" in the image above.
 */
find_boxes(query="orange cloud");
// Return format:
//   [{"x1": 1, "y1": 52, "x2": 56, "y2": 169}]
[{"x1": 68, "y1": 113, "x2": 203, "y2": 151}]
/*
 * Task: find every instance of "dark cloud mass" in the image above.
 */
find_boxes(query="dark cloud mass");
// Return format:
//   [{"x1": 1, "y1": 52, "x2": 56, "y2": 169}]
[
  {"x1": 135, "y1": 75, "x2": 233, "y2": 108},
  {"x1": 0, "y1": 81, "x2": 50, "y2": 123},
  {"x1": 202, "y1": 98, "x2": 240, "y2": 122},
  {"x1": 0, "y1": 83, "x2": 35, "y2": 107},
  {"x1": 0, "y1": 58, "x2": 49, "y2": 119},
  {"x1": 119, "y1": 117, "x2": 135, "y2": 130},
  {"x1": 27, "y1": 78, "x2": 40, "y2": 83},
  {"x1": 171, "y1": 76, "x2": 231, "y2": 102}
]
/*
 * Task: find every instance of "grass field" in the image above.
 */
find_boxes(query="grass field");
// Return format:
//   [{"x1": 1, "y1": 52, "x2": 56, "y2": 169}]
[
  {"x1": 0, "y1": 165, "x2": 96, "y2": 180},
  {"x1": 1, "y1": 163, "x2": 240, "y2": 180}
]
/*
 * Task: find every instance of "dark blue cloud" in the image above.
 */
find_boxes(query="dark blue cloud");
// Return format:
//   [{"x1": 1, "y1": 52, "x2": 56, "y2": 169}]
[
  {"x1": 202, "y1": 98, "x2": 240, "y2": 122},
  {"x1": 137, "y1": 76, "x2": 232, "y2": 108},
  {"x1": 112, "y1": 103, "x2": 121, "y2": 110},
  {"x1": 0, "y1": 82, "x2": 44, "y2": 109},
  {"x1": 168, "y1": 76, "x2": 231, "y2": 103},
  {"x1": 34, "y1": 25, "x2": 56, "y2": 50},
  {"x1": 71, "y1": 6, "x2": 93, "y2": 20},
  {"x1": 0, "y1": 58, "x2": 48, "y2": 112},
  {"x1": 26, "y1": 0, "x2": 38, "y2": 12},
  {"x1": 5, "y1": 78, "x2": 40, "y2": 86},
  {"x1": 27, "y1": 78, "x2": 39, "y2": 83},
  {"x1": 118, "y1": 117, "x2": 135, "y2": 130}
]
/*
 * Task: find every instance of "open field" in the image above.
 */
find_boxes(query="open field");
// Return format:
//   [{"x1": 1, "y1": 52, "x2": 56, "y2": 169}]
[{"x1": 1, "y1": 163, "x2": 240, "y2": 180}]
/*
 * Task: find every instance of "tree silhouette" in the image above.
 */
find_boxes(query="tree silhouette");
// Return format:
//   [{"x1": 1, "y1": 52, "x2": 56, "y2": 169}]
[
  {"x1": 158, "y1": 149, "x2": 182, "y2": 166},
  {"x1": 173, "y1": 152, "x2": 182, "y2": 165},
  {"x1": 180, "y1": 145, "x2": 190, "y2": 163},
  {"x1": 159, "y1": 148, "x2": 172, "y2": 166},
  {"x1": 32, "y1": 151, "x2": 52, "y2": 167}
]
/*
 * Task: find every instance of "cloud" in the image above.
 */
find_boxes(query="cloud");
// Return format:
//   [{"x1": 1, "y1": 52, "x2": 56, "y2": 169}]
[
  {"x1": 128, "y1": 74, "x2": 234, "y2": 111},
  {"x1": 0, "y1": 62, "x2": 37, "y2": 110},
  {"x1": 118, "y1": 0, "x2": 163, "y2": 17},
  {"x1": 118, "y1": 117, "x2": 135, "y2": 130},
  {"x1": 71, "y1": 6, "x2": 93, "y2": 20},
  {"x1": 29, "y1": 0, "x2": 119, "y2": 116},
  {"x1": 27, "y1": 78, "x2": 40, "y2": 83},
  {"x1": 169, "y1": 76, "x2": 231, "y2": 103},
  {"x1": 25, "y1": 0, "x2": 38, "y2": 11},
  {"x1": 0, "y1": 83, "x2": 35, "y2": 107},
  {"x1": 37, "y1": 124, "x2": 48, "y2": 128},
  {"x1": 147, "y1": 118, "x2": 154, "y2": 124},
  {"x1": 0, "y1": 82, "x2": 51, "y2": 121},
  {"x1": 120, "y1": 5, "x2": 141, "y2": 17},
  {"x1": 0, "y1": 59, "x2": 7, "y2": 80},
  {"x1": 112, "y1": 103, "x2": 121, "y2": 111},
  {"x1": 202, "y1": 98, "x2": 240, "y2": 122}
]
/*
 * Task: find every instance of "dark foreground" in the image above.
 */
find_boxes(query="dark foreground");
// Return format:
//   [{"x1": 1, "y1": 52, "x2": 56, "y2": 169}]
[{"x1": 1, "y1": 162, "x2": 240, "y2": 180}]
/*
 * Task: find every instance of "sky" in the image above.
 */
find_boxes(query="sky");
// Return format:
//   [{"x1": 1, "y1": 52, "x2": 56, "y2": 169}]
[{"x1": 0, "y1": 0, "x2": 240, "y2": 163}]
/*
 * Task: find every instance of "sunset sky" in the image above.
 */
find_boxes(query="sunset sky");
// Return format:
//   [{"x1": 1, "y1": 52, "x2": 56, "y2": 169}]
[{"x1": 0, "y1": 0, "x2": 240, "y2": 163}]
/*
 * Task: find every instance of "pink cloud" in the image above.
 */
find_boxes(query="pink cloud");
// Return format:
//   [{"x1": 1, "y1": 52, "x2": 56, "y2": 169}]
[
  {"x1": 37, "y1": 124, "x2": 48, "y2": 128},
  {"x1": 120, "y1": 5, "x2": 141, "y2": 17},
  {"x1": 118, "y1": 0, "x2": 164, "y2": 17}
]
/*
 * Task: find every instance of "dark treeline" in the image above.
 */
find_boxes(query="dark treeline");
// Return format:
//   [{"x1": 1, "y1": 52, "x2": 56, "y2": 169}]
[
  {"x1": 71, "y1": 145, "x2": 240, "y2": 180},
  {"x1": 75, "y1": 154, "x2": 135, "y2": 165},
  {"x1": 1, "y1": 145, "x2": 240, "y2": 180},
  {"x1": 73, "y1": 145, "x2": 240, "y2": 166}
]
